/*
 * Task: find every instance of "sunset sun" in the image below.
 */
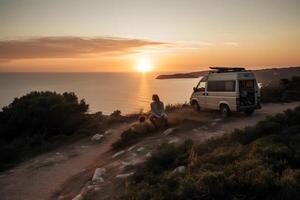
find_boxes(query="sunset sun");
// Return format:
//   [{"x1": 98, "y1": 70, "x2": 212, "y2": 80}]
[{"x1": 136, "y1": 59, "x2": 152, "y2": 72}]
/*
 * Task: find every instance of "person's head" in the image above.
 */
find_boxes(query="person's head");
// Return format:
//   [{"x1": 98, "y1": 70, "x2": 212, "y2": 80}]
[{"x1": 152, "y1": 94, "x2": 160, "y2": 102}]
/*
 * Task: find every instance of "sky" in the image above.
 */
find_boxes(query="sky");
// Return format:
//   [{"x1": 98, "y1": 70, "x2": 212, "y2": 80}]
[{"x1": 0, "y1": 0, "x2": 299, "y2": 72}]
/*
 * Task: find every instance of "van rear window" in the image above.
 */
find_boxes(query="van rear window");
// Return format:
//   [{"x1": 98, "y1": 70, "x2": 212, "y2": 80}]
[{"x1": 207, "y1": 81, "x2": 236, "y2": 92}]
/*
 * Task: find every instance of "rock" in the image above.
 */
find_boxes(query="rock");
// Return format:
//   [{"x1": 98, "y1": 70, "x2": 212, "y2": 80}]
[
  {"x1": 92, "y1": 168, "x2": 106, "y2": 183},
  {"x1": 72, "y1": 194, "x2": 83, "y2": 200},
  {"x1": 163, "y1": 128, "x2": 175, "y2": 136},
  {"x1": 210, "y1": 122, "x2": 217, "y2": 126},
  {"x1": 112, "y1": 150, "x2": 125, "y2": 158},
  {"x1": 57, "y1": 195, "x2": 65, "y2": 200},
  {"x1": 146, "y1": 152, "x2": 152, "y2": 158},
  {"x1": 116, "y1": 172, "x2": 135, "y2": 179},
  {"x1": 172, "y1": 166, "x2": 186, "y2": 174},
  {"x1": 131, "y1": 153, "x2": 137, "y2": 157},
  {"x1": 192, "y1": 128, "x2": 198, "y2": 132},
  {"x1": 91, "y1": 134, "x2": 104, "y2": 141},
  {"x1": 137, "y1": 147, "x2": 145, "y2": 152},
  {"x1": 127, "y1": 145, "x2": 136, "y2": 152},
  {"x1": 168, "y1": 138, "x2": 179, "y2": 144},
  {"x1": 121, "y1": 161, "x2": 133, "y2": 167},
  {"x1": 214, "y1": 118, "x2": 222, "y2": 122},
  {"x1": 104, "y1": 129, "x2": 114, "y2": 135}
]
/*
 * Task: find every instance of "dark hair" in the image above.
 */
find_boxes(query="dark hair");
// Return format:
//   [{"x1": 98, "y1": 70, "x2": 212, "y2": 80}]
[
  {"x1": 139, "y1": 115, "x2": 146, "y2": 123},
  {"x1": 152, "y1": 94, "x2": 160, "y2": 102}
]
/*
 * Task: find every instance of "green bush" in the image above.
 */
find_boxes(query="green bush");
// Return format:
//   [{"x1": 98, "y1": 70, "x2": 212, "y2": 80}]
[
  {"x1": 261, "y1": 76, "x2": 300, "y2": 103},
  {"x1": 0, "y1": 91, "x2": 89, "y2": 170},
  {"x1": 121, "y1": 106, "x2": 300, "y2": 200}
]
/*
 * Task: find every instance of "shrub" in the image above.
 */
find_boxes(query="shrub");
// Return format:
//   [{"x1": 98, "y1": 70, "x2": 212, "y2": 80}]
[
  {"x1": 0, "y1": 91, "x2": 89, "y2": 170},
  {"x1": 121, "y1": 106, "x2": 300, "y2": 200},
  {"x1": 261, "y1": 76, "x2": 300, "y2": 103}
]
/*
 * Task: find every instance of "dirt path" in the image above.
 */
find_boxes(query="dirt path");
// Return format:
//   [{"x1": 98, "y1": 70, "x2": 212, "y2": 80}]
[{"x1": 0, "y1": 102, "x2": 299, "y2": 200}]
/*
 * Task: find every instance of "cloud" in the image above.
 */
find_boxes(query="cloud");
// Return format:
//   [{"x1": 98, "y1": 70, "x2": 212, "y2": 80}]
[
  {"x1": 223, "y1": 42, "x2": 238, "y2": 46},
  {"x1": 0, "y1": 36, "x2": 164, "y2": 60}
]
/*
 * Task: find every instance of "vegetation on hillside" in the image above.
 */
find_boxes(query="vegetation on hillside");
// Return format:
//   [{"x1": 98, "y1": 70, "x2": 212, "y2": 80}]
[
  {"x1": 261, "y1": 76, "x2": 300, "y2": 103},
  {"x1": 0, "y1": 91, "x2": 89, "y2": 170},
  {"x1": 121, "y1": 106, "x2": 300, "y2": 200}
]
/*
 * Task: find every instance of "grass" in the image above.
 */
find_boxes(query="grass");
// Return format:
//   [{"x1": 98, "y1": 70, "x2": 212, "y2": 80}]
[{"x1": 120, "y1": 106, "x2": 300, "y2": 200}]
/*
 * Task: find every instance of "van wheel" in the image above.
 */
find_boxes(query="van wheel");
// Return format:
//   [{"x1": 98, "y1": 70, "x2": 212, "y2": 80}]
[
  {"x1": 245, "y1": 109, "x2": 254, "y2": 116},
  {"x1": 192, "y1": 101, "x2": 200, "y2": 112},
  {"x1": 220, "y1": 104, "x2": 230, "y2": 117}
]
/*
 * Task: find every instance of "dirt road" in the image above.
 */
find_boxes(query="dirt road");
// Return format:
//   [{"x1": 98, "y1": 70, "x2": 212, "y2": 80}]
[{"x1": 0, "y1": 102, "x2": 299, "y2": 200}]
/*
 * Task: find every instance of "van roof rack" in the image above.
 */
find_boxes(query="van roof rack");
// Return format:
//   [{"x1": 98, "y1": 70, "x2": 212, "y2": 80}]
[{"x1": 210, "y1": 67, "x2": 246, "y2": 73}]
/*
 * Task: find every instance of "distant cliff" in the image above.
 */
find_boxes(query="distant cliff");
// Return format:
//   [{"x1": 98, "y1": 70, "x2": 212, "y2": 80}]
[{"x1": 156, "y1": 71, "x2": 209, "y2": 79}]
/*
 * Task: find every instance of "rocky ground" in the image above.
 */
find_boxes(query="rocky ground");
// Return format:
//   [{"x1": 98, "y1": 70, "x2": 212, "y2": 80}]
[{"x1": 0, "y1": 102, "x2": 299, "y2": 200}]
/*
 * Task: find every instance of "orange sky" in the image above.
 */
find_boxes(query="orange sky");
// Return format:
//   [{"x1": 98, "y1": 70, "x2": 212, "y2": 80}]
[{"x1": 0, "y1": 0, "x2": 299, "y2": 72}]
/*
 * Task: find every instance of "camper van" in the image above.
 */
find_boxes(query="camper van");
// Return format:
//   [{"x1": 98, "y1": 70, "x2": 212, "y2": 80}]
[{"x1": 190, "y1": 67, "x2": 261, "y2": 117}]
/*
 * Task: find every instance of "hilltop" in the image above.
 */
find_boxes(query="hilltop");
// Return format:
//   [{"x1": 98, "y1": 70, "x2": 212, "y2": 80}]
[{"x1": 157, "y1": 66, "x2": 300, "y2": 86}]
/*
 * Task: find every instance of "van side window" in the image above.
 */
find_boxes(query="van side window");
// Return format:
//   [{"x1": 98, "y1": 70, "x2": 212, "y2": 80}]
[
  {"x1": 197, "y1": 82, "x2": 206, "y2": 91},
  {"x1": 207, "y1": 81, "x2": 236, "y2": 92}
]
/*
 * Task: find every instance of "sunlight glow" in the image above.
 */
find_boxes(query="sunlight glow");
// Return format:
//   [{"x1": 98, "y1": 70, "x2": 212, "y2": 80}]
[{"x1": 136, "y1": 58, "x2": 152, "y2": 72}]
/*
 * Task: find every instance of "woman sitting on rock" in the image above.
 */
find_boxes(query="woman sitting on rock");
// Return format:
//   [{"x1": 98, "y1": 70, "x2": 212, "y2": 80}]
[{"x1": 149, "y1": 94, "x2": 168, "y2": 128}]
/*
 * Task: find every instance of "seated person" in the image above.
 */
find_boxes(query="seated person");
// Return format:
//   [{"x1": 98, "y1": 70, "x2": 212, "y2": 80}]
[{"x1": 149, "y1": 94, "x2": 168, "y2": 128}]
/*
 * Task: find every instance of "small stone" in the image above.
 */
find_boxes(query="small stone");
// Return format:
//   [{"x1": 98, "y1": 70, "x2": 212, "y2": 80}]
[
  {"x1": 72, "y1": 194, "x2": 83, "y2": 200},
  {"x1": 137, "y1": 147, "x2": 145, "y2": 152},
  {"x1": 112, "y1": 150, "x2": 125, "y2": 158},
  {"x1": 210, "y1": 122, "x2": 217, "y2": 126},
  {"x1": 131, "y1": 153, "x2": 137, "y2": 157},
  {"x1": 168, "y1": 138, "x2": 179, "y2": 144},
  {"x1": 163, "y1": 128, "x2": 175, "y2": 136},
  {"x1": 116, "y1": 172, "x2": 135, "y2": 179},
  {"x1": 104, "y1": 129, "x2": 114, "y2": 135},
  {"x1": 214, "y1": 118, "x2": 222, "y2": 122},
  {"x1": 127, "y1": 145, "x2": 136, "y2": 152},
  {"x1": 91, "y1": 134, "x2": 104, "y2": 141},
  {"x1": 92, "y1": 168, "x2": 106, "y2": 183},
  {"x1": 121, "y1": 161, "x2": 132, "y2": 167},
  {"x1": 146, "y1": 152, "x2": 152, "y2": 158},
  {"x1": 172, "y1": 166, "x2": 186, "y2": 174},
  {"x1": 192, "y1": 128, "x2": 198, "y2": 132}
]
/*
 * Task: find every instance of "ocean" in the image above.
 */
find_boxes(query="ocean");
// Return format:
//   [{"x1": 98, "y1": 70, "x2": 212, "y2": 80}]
[{"x1": 0, "y1": 72, "x2": 199, "y2": 114}]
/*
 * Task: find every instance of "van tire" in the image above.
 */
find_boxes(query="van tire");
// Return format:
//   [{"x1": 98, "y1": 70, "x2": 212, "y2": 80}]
[
  {"x1": 191, "y1": 101, "x2": 200, "y2": 112},
  {"x1": 220, "y1": 104, "x2": 230, "y2": 117},
  {"x1": 245, "y1": 109, "x2": 254, "y2": 116}
]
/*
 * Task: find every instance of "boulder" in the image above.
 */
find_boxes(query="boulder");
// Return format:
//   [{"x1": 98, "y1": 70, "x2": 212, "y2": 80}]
[
  {"x1": 91, "y1": 134, "x2": 104, "y2": 141},
  {"x1": 116, "y1": 172, "x2": 135, "y2": 179},
  {"x1": 92, "y1": 168, "x2": 106, "y2": 183},
  {"x1": 163, "y1": 128, "x2": 175, "y2": 136},
  {"x1": 112, "y1": 150, "x2": 125, "y2": 158}
]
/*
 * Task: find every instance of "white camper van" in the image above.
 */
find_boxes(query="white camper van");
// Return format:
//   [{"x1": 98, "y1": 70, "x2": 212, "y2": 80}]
[{"x1": 190, "y1": 67, "x2": 261, "y2": 117}]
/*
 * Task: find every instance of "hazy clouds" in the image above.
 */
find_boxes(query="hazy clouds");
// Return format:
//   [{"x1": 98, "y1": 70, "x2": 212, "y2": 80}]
[{"x1": 0, "y1": 36, "x2": 164, "y2": 60}]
